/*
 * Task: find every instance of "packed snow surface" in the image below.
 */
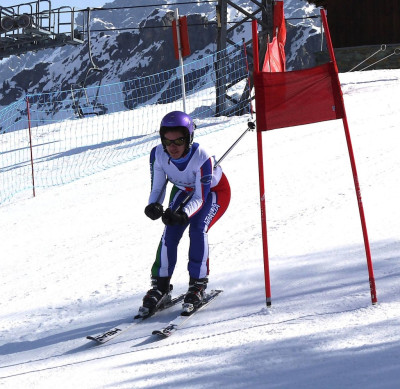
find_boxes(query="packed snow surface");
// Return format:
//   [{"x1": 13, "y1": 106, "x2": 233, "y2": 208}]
[{"x1": 1, "y1": 69, "x2": 400, "y2": 388}]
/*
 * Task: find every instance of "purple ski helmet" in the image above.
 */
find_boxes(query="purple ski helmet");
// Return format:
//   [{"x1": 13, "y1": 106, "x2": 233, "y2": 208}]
[{"x1": 159, "y1": 111, "x2": 195, "y2": 149}]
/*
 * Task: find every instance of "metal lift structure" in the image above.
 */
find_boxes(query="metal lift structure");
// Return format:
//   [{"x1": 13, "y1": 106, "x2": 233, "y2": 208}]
[
  {"x1": 215, "y1": 0, "x2": 274, "y2": 116},
  {"x1": 0, "y1": 0, "x2": 84, "y2": 60}
]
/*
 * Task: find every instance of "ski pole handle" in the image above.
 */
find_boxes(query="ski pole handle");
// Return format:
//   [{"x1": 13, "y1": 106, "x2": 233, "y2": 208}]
[{"x1": 177, "y1": 191, "x2": 193, "y2": 212}]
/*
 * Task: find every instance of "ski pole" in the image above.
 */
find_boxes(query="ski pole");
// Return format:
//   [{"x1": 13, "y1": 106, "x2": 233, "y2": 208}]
[
  {"x1": 215, "y1": 120, "x2": 255, "y2": 169},
  {"x1": 177, "y1": 121, "x2": 255, "y2": 211}
]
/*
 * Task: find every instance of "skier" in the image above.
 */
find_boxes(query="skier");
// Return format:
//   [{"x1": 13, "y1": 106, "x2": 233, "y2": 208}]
[{"x1": 141, "y1": 111, "x2": 231, "y2": 316}]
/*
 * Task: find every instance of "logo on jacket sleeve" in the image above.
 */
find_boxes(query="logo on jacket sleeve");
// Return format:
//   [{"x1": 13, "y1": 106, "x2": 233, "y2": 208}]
[{"x1": 200, "y1": 174, "x2": 213, "y2": 184}]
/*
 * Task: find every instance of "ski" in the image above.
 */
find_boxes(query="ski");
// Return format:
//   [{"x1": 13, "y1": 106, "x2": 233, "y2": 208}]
[
  {"x1": 152, "y1": 289, "x2": 223, "y2": 338},
  {"x1": 86, "y1": 293, "x2": 185, "y2": 344}
]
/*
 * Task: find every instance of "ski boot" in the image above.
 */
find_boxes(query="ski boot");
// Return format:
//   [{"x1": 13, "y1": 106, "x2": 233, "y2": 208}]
[
  {"x1": 139, "y1": 276, "x2": 172, "y2": 318},
  {"x1": 182, "y1": 277, "x2": 208, "y2": 313}
]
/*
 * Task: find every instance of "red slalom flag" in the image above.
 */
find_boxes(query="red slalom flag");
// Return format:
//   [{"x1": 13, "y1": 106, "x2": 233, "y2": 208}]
[
  {"x1": 262, "y1": 36, "x2": 285, "y2": 72},
  {"x1": 273, "y1": 0, "x2": 286, "y2": 47},
  {"x1": 255, "y1": 2, "x2": 344, "y2": 131},
  {"x1": 263, "y1": 1, "x2": 286, "y2": 73},
  {"x1": 253, "y1": 9, "x2": 377, "y2": 307},
  {"x1": 255, "y1": 62, "x2": 345, "y2": 130}
]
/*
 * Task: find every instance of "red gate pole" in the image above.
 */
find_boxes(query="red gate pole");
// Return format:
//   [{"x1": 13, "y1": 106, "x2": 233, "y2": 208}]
[
  {"x1": 252, "y1": 20, "x2": 272, "y2": 307},
  {"x1": 321, "y1": 9, "x2": 377, "y2": 304},
  {"x1": 26, "y1": 96, "x2": 36, "y2": 198}
]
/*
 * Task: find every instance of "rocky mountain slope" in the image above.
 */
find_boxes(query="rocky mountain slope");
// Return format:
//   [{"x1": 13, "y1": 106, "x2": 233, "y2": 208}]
[{"x1": 0, "y1": 0, "x2": 319, "y2": 111}]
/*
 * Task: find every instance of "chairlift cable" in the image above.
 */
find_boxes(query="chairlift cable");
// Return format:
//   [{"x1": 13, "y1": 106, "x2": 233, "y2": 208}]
[{"x1": 87, "y1": 7, "x2": 101, "y2": 71}]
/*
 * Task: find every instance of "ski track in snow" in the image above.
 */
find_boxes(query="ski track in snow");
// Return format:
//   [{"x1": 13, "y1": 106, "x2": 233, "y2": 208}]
[{"x1": 0, "y1": 69, "x2": 400, "y2": 388}]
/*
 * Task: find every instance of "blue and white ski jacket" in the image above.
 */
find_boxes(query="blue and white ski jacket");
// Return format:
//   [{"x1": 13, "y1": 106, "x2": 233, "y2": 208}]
[{"x1": 148, "y1": 143, "x2": 223, "y2": 217}]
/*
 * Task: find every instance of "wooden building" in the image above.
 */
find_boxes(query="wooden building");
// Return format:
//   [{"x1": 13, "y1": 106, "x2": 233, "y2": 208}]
[{"x1": 308, "y1": 0, "x2": 400, "y2": 48}]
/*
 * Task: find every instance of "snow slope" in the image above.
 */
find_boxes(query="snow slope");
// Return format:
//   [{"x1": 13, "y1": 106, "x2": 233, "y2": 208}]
[{"x1": 1, "y1": 69, "x2": 400, "y2": 388}]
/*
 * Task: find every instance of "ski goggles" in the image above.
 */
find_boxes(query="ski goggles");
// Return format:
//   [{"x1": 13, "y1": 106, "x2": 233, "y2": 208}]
[{"x1": 162, "y1": 136, "x2": 186, "y2": 146}]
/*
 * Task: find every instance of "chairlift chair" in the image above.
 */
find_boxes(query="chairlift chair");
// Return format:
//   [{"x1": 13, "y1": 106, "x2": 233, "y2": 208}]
[
  {"x1": 71, "y1": 66, "x2": 104, "y2": 118},
  {"x1": 70, "y1": 8, "x2": 105, "y2": 118}
]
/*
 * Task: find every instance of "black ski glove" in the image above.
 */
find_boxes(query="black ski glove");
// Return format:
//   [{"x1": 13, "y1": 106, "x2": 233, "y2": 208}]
[
  {"x1": 162, "y1": 208, "x2": 189, "y2": 226},
  {"x1": 144, "y1": 203, "x2": 164, "y2": 220}
]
